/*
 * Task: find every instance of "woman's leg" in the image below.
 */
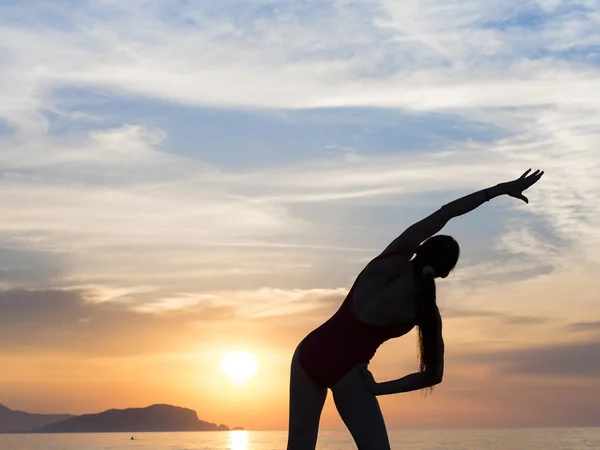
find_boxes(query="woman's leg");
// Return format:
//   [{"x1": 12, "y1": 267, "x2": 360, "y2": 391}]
[
  {"x1": 287, "y1": 343, "x2": 328, "y2": 450},
  {"x1": 331, "y1": 364, "x2": 391, "y2": 450}
]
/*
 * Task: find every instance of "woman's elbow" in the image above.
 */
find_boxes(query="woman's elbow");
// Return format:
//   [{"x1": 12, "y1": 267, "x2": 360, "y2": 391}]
[
  {"x1": 424, "y1": 370, "x2": 443, "y2": 386},
  {"x1": 431, "y1": 373, "x2": 443, "y2": 386}
]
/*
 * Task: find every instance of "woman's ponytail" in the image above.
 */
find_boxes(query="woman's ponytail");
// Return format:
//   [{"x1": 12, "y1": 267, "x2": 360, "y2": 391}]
[{"x1": 416, "y1": 266, "x2": 443, "y2": 394}]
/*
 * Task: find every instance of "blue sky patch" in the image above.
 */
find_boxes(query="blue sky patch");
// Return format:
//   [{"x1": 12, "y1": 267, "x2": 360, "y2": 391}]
[
  {"x1": 480, "y1": 3, "x2": 590, "y2": 31},
  {"x1": 0, "y1": 120, "x2": 13, "y2": 138},
  {"x1": 0, "y1": 0, "x2": 90, "y2": 31},
  {"x1": 47, "y1": 87, "x2": 510, "y2": 169}
]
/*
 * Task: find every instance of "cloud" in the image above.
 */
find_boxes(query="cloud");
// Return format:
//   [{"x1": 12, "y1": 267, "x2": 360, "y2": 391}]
[
  {"x1": 0, "y1": 282, "x2": 351, "y2": 355},
  {"x1": 0, "y1": 287, "x2": 237, "y2": 355},
  {"x1": 0, "y1": 288, "x2": 83, "y2": 323},
  {"x1": 455, "y1": 340, "x2": 600, "y2": 379},
  {"x1": 443, "y1": 307, "x2": 549, "y2": 325},
  {"x1": 566, "y1": 321, "x2": 600, "y2": 332},
  {"x1": 0, "y1": 0, "x2": 599, "y2": 126},
  {"x1": 225, "y1": 286, "x2": 347, "y2": 319},
  {"x1": 0, "y1": 247, "x2": 66, "y2": 288},
  {"x1": 0, "y1": 115, "x2": 518, "y2": 297},
  {"x1": 0, "y1": 0, "x2": 598, "y2": 329}
]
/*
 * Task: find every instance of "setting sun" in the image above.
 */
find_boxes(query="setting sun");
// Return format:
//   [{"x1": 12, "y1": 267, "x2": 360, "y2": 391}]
[{"x1": 219, "y1": 351, "x2": 259, "y2": 385}]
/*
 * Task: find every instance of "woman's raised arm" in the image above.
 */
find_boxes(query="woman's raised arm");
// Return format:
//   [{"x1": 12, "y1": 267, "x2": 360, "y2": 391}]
[{"x1": 380, "y1": 169, "x2": 544, "y2": 258}]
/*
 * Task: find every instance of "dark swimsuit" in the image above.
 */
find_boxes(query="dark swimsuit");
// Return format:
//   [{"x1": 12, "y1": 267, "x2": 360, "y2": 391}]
[{"x1": 298, "y1": 253, "x2": 416, "y2": 389}]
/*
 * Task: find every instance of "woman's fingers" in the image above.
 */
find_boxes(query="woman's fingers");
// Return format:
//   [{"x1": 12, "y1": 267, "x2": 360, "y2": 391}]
[
  {"x1": 519, "y1": 168, "x2": 543, "y2": 182},
  {"x1": 529, "y1": 169, "x2": 543, "y2": 180},
  {"x1": 525, "y1": 170, "x2": 544, "y2": 188},
  {"x1": 519, "y1": 168, "x2": 532, "y2": 179}
]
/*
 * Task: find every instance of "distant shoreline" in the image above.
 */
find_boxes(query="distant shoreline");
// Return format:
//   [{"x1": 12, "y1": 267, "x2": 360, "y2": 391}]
[
  {"x1": 1, "y1": 429, "x2": 234, "y2": 435},
  {"x1": 0, "y1": 404, "x2": 231, "y2": 434}
]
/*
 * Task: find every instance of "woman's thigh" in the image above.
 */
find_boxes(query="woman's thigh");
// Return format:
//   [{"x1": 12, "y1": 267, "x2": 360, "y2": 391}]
[
  {"x1": 331, "y1": 364, "x2": 391, "y2": 450},
  {"x1": 287, "y1": 343, "x2": 328, "y2": 450}
]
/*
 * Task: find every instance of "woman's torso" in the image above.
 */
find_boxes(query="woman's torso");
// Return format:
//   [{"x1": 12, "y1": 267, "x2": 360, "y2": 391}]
[{"x1": 298, "y1": 252, "x2": 419, "y2": 388}]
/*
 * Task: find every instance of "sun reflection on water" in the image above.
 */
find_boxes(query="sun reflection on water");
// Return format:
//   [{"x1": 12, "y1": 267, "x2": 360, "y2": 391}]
[{"x1": 229, "y1": 430, "x2": 248, "y2": 450}]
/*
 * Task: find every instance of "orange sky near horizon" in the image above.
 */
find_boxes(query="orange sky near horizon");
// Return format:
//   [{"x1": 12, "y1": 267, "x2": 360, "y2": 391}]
[{"x1": 3, "y1": 259, "x2": 600, "y2": 430}]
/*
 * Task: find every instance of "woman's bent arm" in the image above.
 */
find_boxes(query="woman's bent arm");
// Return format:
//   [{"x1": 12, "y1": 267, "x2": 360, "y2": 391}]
[{"x1": 371, "y1": 371, "x2": 442, "y2": 396}]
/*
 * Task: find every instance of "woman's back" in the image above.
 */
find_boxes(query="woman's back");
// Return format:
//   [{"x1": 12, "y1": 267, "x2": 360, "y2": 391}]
[{"x1": 350, "y1": 252, "x2": 419, "y2": 326}]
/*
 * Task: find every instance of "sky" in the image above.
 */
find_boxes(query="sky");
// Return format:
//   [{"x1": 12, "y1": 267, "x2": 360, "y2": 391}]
[{"x1": 1, "y1": 0, "x2": 600, "y2": 432}]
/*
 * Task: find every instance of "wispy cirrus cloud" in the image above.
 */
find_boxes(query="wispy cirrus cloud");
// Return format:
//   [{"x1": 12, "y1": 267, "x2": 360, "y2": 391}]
[{"x1": 1, "y1": 1, "x2": 599, "y2": 121}]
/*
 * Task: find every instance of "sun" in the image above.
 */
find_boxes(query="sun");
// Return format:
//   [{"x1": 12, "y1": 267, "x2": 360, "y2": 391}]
[{"x1": 219, "y1": 351, "x2": 259, "y2": 385}]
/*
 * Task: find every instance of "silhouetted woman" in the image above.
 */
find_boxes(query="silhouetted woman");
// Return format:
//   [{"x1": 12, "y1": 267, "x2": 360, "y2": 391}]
[{"x1": 287, "y1": 169, "x2": 544, "y2": 450}]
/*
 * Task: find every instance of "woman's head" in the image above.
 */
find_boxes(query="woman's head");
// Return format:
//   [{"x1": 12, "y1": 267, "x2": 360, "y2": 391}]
[{"x1": 413, "y1": 235, "x2": 460, "y2": 278}]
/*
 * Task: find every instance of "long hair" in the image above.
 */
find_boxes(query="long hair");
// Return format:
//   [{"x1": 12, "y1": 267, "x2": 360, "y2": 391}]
[{"x1": 413, "y1": 235, "x2": 459, "y2": 394}]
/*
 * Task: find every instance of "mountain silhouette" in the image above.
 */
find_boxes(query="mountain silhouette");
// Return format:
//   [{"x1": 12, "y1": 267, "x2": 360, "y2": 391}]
[
  {"x1": 24, "y1": 404, "x2": 229, "y2": 433},
  {"x1": 0, "y1": 404, "x2": 73, "y2": 433}
]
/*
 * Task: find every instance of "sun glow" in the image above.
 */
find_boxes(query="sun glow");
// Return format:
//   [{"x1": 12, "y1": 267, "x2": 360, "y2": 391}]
[
  {"x1": 229, "y1": 430, "x2": 249, "y2": 450},
  {"x1": 219, "y1": 351, "x2": 259, "y2": 385}
]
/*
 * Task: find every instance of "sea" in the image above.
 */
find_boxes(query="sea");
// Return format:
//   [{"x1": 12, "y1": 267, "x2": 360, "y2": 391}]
[{"x1": 1, "y1": 428, "x2": 599, "y2": 450}]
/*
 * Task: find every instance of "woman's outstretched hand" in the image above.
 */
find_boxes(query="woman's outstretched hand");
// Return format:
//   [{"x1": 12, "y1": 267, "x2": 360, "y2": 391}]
[{"x1": 501, "y1": 169, "x2": 544, "y2": 203}]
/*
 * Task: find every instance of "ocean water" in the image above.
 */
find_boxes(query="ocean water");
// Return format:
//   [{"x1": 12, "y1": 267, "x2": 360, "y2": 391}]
[{"x1": 1, "y1": 428, "x2": 599, "y2": 450}]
